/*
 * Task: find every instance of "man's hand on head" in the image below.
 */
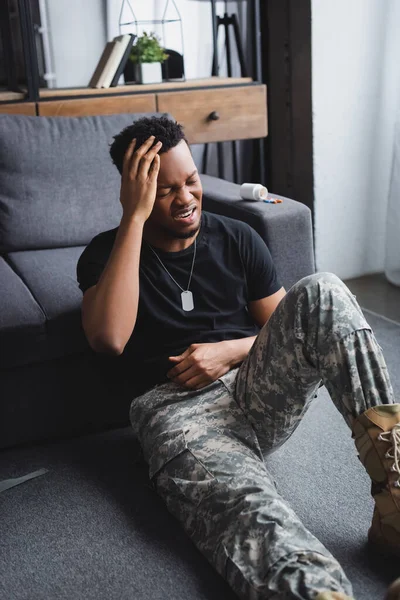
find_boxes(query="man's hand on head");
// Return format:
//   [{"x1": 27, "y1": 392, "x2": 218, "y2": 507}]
[
  {"x1": 167, "y1": 341, "x2": 232, "y2": 390},
  {"x1": 119, "y1": 135, "x2": 162, "y2": 223}
]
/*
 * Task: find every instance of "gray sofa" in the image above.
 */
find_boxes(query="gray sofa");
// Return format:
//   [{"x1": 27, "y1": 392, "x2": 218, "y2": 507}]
[{"x1": 0, "y1": 112, "x2": 315, "y2": 451}]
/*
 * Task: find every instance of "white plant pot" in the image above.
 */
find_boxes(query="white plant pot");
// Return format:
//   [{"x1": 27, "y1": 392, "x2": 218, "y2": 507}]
[{"x1": 134, "y1": 62, "x2": 162, "y2": 84}]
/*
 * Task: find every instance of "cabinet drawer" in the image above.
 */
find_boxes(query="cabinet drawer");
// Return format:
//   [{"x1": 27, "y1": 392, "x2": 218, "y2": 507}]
[
  {"x1": 38, "y1": 94, "x2": 156, "y2": 117},
  {"x1": 0, "y1": 102, "x2": 36, "y2": 115},
  {"x1": 157, "y1": 85, "x2": 267, "y2": 144}
]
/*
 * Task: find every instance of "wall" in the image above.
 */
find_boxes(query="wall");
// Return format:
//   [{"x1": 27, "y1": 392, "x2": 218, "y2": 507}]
[
  {"x1": 312, "y1": 0, "x2": 400, "y2": 278},
  {"x1": 45, "y1": 0, "x2": 107, "y2": 88}
]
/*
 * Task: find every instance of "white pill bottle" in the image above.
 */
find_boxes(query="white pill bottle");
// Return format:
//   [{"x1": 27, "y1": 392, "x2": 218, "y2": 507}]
[{"x1": 239, "y1": 183, "x2": 268, "y2": 201}]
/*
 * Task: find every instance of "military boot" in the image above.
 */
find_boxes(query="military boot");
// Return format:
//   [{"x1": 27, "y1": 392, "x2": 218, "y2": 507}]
[{"x1": 352, "y1": 404, "x2": 400, "y2": 557}]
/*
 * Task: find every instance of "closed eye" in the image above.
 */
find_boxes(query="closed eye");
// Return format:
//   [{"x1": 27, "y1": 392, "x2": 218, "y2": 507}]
[
  {"x1": 157, "y1": 189, "x2": 171, "y2": 198},
  {"x1": 157, "y1": 177, "x2": 198, "y2": 197}
]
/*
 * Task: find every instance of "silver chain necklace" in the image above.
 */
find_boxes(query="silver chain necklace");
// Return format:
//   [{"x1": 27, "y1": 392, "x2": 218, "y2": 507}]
[{"x1": 146, "y1": 238, "x2": 196, "y2": 311}]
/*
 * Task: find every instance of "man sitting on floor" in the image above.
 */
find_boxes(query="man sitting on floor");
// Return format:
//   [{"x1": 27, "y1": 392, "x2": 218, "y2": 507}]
[{"x1": 77, "y1": 116, "x2": 400, "y2": 600}]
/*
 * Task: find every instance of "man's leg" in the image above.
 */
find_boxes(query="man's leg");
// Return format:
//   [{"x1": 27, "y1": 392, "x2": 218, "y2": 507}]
[
  {"x1": 234, "y1": 271, "x2": 395, "y2": 456},
  {"x1": 130, "y1": 376, "x2": 354, "y2": 600},
  {"x1": 234, "y1": 272, "x2": 400, "y2": 558}
]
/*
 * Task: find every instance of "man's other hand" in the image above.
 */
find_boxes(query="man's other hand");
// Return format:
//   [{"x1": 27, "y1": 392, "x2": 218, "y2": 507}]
[{"x1": 167, "y1": 342, "x2": 232, "y2": 390}]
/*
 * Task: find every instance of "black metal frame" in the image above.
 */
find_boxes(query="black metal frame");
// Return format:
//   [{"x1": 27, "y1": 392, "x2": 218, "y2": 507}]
[
  {"x1": 204, "y1": 0, "x2": 266, "y2": 184},
  {"x1": 207, "y1": 8, "x2": 250, "y2": 182},
  {"x1": 0, "y1": 1, "x2": 20, "y2": 93},
  {"x1": 261, "y1": 0, "x2": 314, "y2": 214},
  {"x1": 252, "y1": 0, "x2": 265, "y2": 185},
  {"x1": 16, "y1": 0, "x2": 40, "y2": 102}
]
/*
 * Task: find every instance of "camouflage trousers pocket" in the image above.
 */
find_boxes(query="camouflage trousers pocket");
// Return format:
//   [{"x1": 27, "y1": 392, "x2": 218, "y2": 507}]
[
  {"x1": 169, "y1": 450, "x2": 222, "y2": 510},
  {"x1": 149, "y1": 430, "x2": 222, "y2": 511},
  {"x1": 148, "y1": 428, "x2": 188, "y2": 481}
]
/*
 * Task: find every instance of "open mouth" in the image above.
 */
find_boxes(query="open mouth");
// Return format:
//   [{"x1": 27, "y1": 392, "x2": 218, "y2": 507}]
[{"x1": 173, "y1": 207, "x2": 196, "y2": 222}]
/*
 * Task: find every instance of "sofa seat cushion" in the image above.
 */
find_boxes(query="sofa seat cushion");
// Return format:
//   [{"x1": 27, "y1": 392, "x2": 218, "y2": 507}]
[
  {"x1": 0, "y1": 257, "x2": 47, "y2": 369},
  {"x1": 3, "y1": 247, "x2": 88, "y2": 369}
]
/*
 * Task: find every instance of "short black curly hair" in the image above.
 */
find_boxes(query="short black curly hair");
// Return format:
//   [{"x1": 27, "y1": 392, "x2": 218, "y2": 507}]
[{"x1": 109, "y1": 116, "x2": 188, "y2": 175}]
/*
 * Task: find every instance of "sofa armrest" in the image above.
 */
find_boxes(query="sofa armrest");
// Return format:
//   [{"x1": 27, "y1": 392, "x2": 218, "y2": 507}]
[{"x1": 200, "y1": 174, "x2": 315, "y2": 291}]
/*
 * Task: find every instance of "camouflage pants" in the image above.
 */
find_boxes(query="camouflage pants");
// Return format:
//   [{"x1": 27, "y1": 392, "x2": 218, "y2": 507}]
[{"x1": 129, "y1": 273, "x2": 394, "y2": 600}]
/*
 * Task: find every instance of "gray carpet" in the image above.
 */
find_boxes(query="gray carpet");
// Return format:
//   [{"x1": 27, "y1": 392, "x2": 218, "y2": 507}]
[{"x1": 0, "y1": 309, "x2": 399, "y2": 600}]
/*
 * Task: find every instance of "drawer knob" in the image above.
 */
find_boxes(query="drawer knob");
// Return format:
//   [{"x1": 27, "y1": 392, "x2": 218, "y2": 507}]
[{"x1": 208, "y1": 111, "x2": 220, "y2": 121}]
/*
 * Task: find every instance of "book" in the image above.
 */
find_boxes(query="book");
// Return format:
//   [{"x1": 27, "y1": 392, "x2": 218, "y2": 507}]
[
  {"x1": 100, "y1": 34, "x2": 132, "y2": 88},
  {"x1": 88, "y1": 41, "x2": 115, "y2": 88},
  {"x1": 110, "y1": 34, "x2": 136, "y2": 87}
]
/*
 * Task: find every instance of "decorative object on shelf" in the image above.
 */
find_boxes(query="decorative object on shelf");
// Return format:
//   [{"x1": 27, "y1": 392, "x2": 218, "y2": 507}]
[
  {"x1": 161, "y1": 49, "x2": 184, "y2": 81},
  {"x1": 118, "y1": 0, "x2": 185, "y2": 83},
  {"x1": 128, "y1": 31, "x2": 168, "y2": 84},
  {"x1": 88, "y1": 34, "x2": 135, "y2": 89},
  {"x1": 110, "y1": 34, "x2": 136, "y2": 86}
]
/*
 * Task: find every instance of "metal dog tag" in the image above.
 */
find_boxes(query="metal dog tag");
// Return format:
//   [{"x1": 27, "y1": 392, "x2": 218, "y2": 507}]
[{"x1": 181, "y1": 291, "x2": 194, "y2": 311}]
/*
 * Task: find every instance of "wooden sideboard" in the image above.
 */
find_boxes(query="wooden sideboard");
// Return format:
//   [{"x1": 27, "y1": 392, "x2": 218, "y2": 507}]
[{"x1": 0, "y1": 77, "x2": 268, "y2": 146}]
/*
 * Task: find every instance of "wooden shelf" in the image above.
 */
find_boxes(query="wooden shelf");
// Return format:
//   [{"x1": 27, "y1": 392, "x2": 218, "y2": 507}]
[
  {"x1": 0, "y1": 102, "x2": 36, "y2": 115},
  {"x1": 158, "y1": 85, "x2": 267, "y2": 144},
  {"x1": 38, "y1": 94, "x2": 156, "y2": 117},
  {"x1": 38, "y1": 77, "x2": 254, "y2": 99},
  {"x1": 0, "y1": 76, "x2": 267, "y2": 146},
  {"x1": 0, "y1": 90, "x2": 25, "y2": 102}
]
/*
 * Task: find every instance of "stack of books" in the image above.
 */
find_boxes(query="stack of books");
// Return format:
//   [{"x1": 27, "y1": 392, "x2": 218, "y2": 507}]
[{"x1": 88, "y1": 34, "x2": 136, "y2": 89}]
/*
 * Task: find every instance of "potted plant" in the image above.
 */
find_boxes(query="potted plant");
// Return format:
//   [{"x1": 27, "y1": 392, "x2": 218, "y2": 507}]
[{"x1": 127, "y1": 31, "x2": 169, "y2": 84}]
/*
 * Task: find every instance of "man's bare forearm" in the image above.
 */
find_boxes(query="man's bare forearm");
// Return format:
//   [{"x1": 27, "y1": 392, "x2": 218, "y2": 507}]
[
  {"x1": 85, "y1": 214, "x2": 144, "y2": 353},
  {"x1": 223, "y1": 336, "x2": 257, "y2": 368}
]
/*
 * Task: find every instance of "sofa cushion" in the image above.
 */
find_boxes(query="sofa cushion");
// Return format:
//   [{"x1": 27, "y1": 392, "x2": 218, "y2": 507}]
[
  {"x1": 0, "y1": 257, "x2": 47, "y2": 369},
  {"x1": 3, "y1": 247, "x2": 88, "y2": 369},
  {"x1": 0, "y1": 112, "x2": 167, "y2": 253}
]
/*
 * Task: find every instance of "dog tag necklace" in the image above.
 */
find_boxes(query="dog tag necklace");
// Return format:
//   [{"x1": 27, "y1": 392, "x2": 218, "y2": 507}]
[{"x1": 146, "y1": 238, "x2": 196, "y2": 311}]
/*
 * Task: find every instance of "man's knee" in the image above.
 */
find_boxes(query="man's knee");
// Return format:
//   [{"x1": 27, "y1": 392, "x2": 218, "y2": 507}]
[
  {"x1": 285, "y1": 272, "x2": 367, "y2": 338},
  {"x1": 290, "y1": 272, "x2": 349, "y2": 297},
  {"x1": 296, "y1": 271, "x2": 343, "y2": 288}
]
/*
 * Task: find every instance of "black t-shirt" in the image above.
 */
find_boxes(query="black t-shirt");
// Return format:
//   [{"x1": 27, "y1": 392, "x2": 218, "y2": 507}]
[{"x1": 77, "y1": 211, "x2": 282, "y2": 394}]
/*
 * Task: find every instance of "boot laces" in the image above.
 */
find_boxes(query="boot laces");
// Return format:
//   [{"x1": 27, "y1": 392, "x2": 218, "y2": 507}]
[{"x1": 378, "y1": 424, "x2": 400, "y2": 488}]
